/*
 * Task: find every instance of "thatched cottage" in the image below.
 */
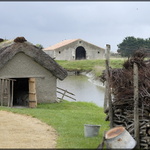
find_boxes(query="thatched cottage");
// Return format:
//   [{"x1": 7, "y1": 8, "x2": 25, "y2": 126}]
[
  {"x1": 43, "y1": 39, "x2": 105, "y2": 60},
  {"x1": 0, "y1": 37, "x2": 67, "y2": 107}
]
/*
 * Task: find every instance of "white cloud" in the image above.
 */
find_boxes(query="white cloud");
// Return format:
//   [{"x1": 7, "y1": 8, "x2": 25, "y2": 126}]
[{"x1": 1, "y1": 2, "x2": 150, "y2": 52}]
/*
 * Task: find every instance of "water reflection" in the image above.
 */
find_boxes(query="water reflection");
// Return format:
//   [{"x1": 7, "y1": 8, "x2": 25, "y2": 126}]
[{"x1": 57, "y1": 75, "x2": 105, "y2": 107}]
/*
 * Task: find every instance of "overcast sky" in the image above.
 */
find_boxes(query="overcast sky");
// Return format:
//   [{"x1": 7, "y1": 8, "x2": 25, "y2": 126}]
[{"x1": 1, "y1": 1, "x2": 150, "y2": 52}]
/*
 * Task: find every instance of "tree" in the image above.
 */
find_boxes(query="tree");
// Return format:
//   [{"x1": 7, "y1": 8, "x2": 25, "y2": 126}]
[
  {"x1": 36, "y1": 44, "x2": 44, "y2": 49},
  {"x1": 117, "y1": 36, "x2": 149, "y2": 57},
  {"x1": 117, "y1": 36, "x2": 138, "y2": 57}
]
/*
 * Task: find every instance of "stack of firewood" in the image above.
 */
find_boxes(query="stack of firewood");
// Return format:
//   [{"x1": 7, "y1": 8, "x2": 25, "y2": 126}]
[{"x1": 100, "y1": 51, "x2": 150, "y2": 149}]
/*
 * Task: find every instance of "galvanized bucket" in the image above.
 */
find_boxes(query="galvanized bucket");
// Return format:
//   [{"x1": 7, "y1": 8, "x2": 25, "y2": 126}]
[
  {"x1": 84, "y1": 124, "x2": 101, "y2": 137},
  {"x1": 105, "y1": 126, "x2": 136, "y2": 149}
]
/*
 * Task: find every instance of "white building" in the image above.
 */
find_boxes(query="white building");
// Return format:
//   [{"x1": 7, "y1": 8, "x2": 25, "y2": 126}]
[{"x1": 43, "y1": 39, "x2": 105, "y2": 60}]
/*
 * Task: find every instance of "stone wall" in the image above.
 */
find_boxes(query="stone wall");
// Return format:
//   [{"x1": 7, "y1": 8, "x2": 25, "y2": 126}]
[
  {"x1": 0, "y1": 52, "x2": 57, "y2": 104},
  {"x1": 44, "y1": 39, "x2": 105, "y2": 60}
]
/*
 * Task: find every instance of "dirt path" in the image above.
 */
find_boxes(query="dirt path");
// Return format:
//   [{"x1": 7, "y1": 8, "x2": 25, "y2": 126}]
[{"x1": 0, "y1": 110, "x2": 57, "y2": 148}]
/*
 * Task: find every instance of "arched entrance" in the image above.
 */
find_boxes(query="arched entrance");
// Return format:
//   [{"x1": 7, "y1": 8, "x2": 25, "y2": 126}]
[{"x1": 75, "y1": 46, "x2": 86, "y2": 60}]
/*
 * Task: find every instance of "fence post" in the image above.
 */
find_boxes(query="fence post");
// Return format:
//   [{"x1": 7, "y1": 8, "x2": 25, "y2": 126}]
[
  {"x1": 7, "y1": 80, "x2": 10, "y2": 107},
  {"x1": 104, "y1": 44, "x2": 113, "y2": 128},
  {"x1": 1, "y1": 79, "x2": 4, "y2": 106},
  {"x1": 133, "y1": 63, "x2": 140, "y2": 148},
  {"x1": 10, "y1": 80, "x2": 14, "y2": 108}
]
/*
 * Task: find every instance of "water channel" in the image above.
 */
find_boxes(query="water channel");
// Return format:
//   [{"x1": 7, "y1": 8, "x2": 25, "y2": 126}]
[{"x1": 57, "y1": 75, "x2": 105, "y2": 107}]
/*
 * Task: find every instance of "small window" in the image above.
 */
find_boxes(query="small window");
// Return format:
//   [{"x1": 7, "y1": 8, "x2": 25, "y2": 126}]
[
  {"x1": 79, "y1": 41, "x2": 82, "y2": 43},
  {"x1": 98, "y1": 51, "x2": 100, "y2": 54},
  {"x1": 59, "y1": 51, "x2": 61, "y2": 54}
]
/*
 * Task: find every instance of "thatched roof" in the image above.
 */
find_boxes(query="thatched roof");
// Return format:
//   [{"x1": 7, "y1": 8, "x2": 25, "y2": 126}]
[{"x1": 0, "y1": 37, "x2": 68, "y2": 80}]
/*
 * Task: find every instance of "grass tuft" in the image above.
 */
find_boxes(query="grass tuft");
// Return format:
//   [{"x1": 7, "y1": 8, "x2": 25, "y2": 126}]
[{"x1": 56, "y1": 58, "x2": 127, "y2": 76}]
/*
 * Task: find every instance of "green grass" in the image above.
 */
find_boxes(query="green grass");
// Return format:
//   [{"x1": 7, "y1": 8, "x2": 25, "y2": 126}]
[
  {"x1": 56, "y1": 58, "x2": 127, "y2": 76},
  {"x1": 56, "y1": 59, "x2": 105, "y2": 71},
  {"x1": 0, "y1": 101, "x2": 109, "y2": 149}
]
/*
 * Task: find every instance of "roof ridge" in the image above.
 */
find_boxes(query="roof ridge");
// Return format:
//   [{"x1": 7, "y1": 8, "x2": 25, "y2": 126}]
[
  {"x1": 0, "y1": 40, "x2": 67, "y2": 80},
  {"x1": 43, "y1": 39, "x2": 78, "y2": 51},
  {"x1": 43, "y1": 39, "x2": 105, "y2": 51}
]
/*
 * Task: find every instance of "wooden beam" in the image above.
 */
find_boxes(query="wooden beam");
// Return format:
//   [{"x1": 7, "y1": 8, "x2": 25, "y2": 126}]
[
  {"x1": 133, "y1": 63, "x2": 140, "y2": 148},
  {"x1": 57, "y1": 87, "x2": 76, "y2": 101},
  {"x1": 1, "y1": 79, "x2": 4, "y2": 106},
  {"x1": 7, "y1": 80, "x2": 10, "y2": 107},
  {"x1": 29, "y1": 78, "x2": 37, "y2": 108},
  {"x1": 57, "y1": 87, "x2": 75, "y2": 96},
  {"x1": 61, "y1": 90, "x2": 67, "y2": 100},
  {"x1": 0, "y1": 79, "x2": 2, "y2": 106},
  {"x1": 10, "y1": 81, "x2": 14, "y2": 108},
  {"x1": 105, "y1": 44, "x2": 113, "y2": 128},
  {"x1": 1, "y1": 76, "x2": 45, "y2": 79}
]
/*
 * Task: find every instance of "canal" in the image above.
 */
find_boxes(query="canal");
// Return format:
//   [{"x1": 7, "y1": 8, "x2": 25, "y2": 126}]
[{"x1": 57, "y1": 75, "x2": 105, "y2": 107}]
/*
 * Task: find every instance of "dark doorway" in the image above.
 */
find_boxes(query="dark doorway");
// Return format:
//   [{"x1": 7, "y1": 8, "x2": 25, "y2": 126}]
[
  {"x1": 75, "y1": 46, "x2": 86, "y2": 60},
  {"x1": 13, "y1": 78, "x2": 29, "y2": 106}
]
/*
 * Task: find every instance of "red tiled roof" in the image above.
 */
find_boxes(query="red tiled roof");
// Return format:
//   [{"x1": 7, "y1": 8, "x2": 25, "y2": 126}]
[{"x1": 44, "y1": 39, "x2": 79, "y2": 51}]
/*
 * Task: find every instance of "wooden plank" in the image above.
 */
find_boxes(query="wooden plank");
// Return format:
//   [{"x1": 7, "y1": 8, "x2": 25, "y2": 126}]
[
  {"x1": 104, "y1": 81, "x2": 108, "y2": 111},
  {"x1": 133, "y1": 63, "x2": 140, "y2": 148},
  {"x1": 10, "y1": 80, "x2": 14, "y2": 108},
  {"x1": 0, "y1": 78, "x2": 16, "y2": 107},
  {"x1": 57, "y1": 91, "x2": 76, "y2": 100},
  {"x1": 104, "y1": 44, "x2": 111, "y2": 111},
  {"x1": 29, "y1": 78, "x2": 37, "y2": 108},
  {"x1": 1, "y1": 79, "x2": 4, "y2": 106},
  {"x1": 0, "y1": 76, "x2": 45, "y2": 79},
  {"x1": 57, "y1": 87, "x2": 76, "y2": 101},
  {"x1": 105, "y1": 44, "x2": 113, "y2": 128},
  {"x1": 57, "y1": 87, "x2": 75, "y2": 96},
  {"x1": 29, "y1": 93, "x2": 37, "y2": 101},
  {"x1": 4, "y1": 79, "x2": 8, "y2": 105},
  {"x1": 61, "y1": 90, "x2": 67, "y2": 100},
  {"x1": 0, "y1": 79, "x2": 2, "y2": 106},
  {"x1": 63, "y1": 94, "x2": 76, "y2": 101},
  {"x1": 29, "y1": 78, "x2": 36, "y2": 93},
  {"x1": 57, "y1": 91, "x2": 64, "y2": 95},
  {"x1": 7, "y1": 80, "x2": 10, "y2": 107},
  {"x1": 57, "y1": 96, "x2": 76, "y2": 101}
]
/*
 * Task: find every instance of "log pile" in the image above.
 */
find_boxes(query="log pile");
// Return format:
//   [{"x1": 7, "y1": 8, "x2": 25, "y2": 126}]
[{"x1": 100, "y1": 51, "x2": 150, "y2": 149}]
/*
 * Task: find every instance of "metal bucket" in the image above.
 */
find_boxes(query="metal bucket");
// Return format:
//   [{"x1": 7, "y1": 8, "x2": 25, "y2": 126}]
[
  {"x1": 105, "y1": 126, "x2": 136, "y2": 149},
  {"x1": 84, "y1": 124, "x2": 101, "y2": 137}
]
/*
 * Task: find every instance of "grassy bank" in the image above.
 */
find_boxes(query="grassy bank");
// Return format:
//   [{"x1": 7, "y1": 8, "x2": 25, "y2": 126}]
[
  {"x1": 56, "y1": 58, "x2": 127, "y2": 76},
  {"x1": 0, "y1": 101, "x2": 109, "y2": 149}
]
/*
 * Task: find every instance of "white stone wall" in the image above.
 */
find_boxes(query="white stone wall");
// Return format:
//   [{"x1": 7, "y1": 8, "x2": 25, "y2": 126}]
[
  {"x1": 45, "y1": 50, "x2": 54, "y2": 59},
  {"x1": 44, "y1": 40, "x2": 105, "y2": 60},
  {"x1": 0, "y1": 52, "x2": 57, "y2": 103}
]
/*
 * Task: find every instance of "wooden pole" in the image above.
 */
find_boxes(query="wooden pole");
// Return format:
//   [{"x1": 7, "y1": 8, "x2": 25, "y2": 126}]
[
  {"x1": 0, "y1": 79, "x2": 2, "y2": 106},
  {"x1": 104, "y1": 45, "x2": 110, "y2": 111},
  {"x1": 61, "y1": 90, "x2": 67, "y2": 100},
  {"x1": 7, "y1": 80, "x2": 10, "y2": 107},
  {"x1": 133, "y1": 63, "x2": 140, "y2": 148},
  {"x1": 104, "y1": 44, "x2": 113, "y2": 128},
  {"x1": 104, "y1": 81, "x2": 108, "y2": 111},
  {"x1": 10, "y1": 81, "x2": 14, "y2": 108},
  {"x1": 1, "y1": 79, "x2": 4, "y2": 106}
]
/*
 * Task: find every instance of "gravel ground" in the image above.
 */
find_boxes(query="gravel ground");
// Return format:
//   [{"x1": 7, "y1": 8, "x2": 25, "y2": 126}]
[{"x1": 0, "y1": 110, "x2": 57, "y2": 148}]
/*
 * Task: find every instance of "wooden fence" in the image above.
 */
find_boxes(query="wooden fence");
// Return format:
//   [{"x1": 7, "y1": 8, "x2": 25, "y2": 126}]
[
  {"x1": 0, "y1": 78, "x2": 16, "y2": 107},
  {"x1": 0, "y1": 79, "x2": 76, "y2": 107},
  {"x1": 103, "y1": 46, "x2": 150, "y2": 149},
  {"x1": 57, "y1": 87, "x2": 76, "y2": 101}
]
